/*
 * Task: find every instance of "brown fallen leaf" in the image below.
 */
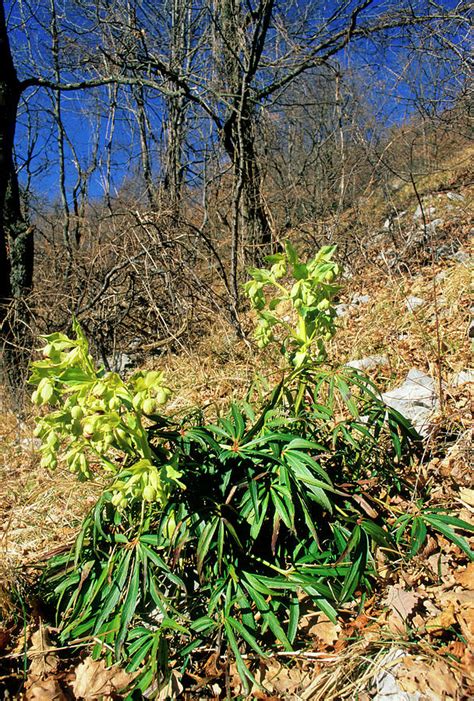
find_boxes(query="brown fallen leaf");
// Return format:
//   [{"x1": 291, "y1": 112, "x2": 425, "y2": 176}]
[
  {"x1": 255, "y1": 659, "x2": 307, "y2": 697},
  {"x1": 397, "y1": 656, "x2": 460, "y2": 699},
  {"x1": 28, "y1": 627, "x2": 59, "y2": 681},
  {"x1": 461, "y1": 648, "x2": 474, "y2": 677},
  {"x1": 71, "y1": 657, "x2": 135, "y2": 699},
  {"x1": 384, "y1": 585, "x2": 420, "y2": 634},
  {"x1": 455, "y1": 561, "x2": 474, "y2": 589},
  {"x1": 156, "y1": 669, "x2": 184, "y2": 700},
  {"x1": 425, "y1": 661, "x2": 460, "y2": 698},
  {"x1": 308, "y1": 613, "x2": 341, "y2": 647},
  {"x1": 426, "y1": 601, "x2": 457, "y2": 634},
  {"x1": 0, "y1": 627, "x2": 10, "y2": 651},
  {"x1": 457, "y1": 604, "x2": 474, "y2": 646},
  {"x1": 25, "y1": 677, "x2": 67, "y2": 700},
  {"x1": 459, "y1": 487, "x2": 474, "y2": 507}
]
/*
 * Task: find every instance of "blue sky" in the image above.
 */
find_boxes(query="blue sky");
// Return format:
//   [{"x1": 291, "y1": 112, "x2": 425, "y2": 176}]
[{"x1": 7, "y1": 0, "x2": 469, "y2": 205}]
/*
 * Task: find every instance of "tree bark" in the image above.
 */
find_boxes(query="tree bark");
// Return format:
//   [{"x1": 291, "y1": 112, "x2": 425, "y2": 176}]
[
  {"x1": 223, "y1": 110, "x2": 272, "y2": 270},
  {"x1": 0, "y1": 0, "x2": 33, "y2": 384}
]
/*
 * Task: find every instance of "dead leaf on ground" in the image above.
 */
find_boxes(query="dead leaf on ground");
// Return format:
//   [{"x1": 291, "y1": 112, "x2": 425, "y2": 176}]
[
  {"x1": 27, "y1": 627, "x2": 59, "y2": 681},
  {"x1": 397, "y1": 656, "x2": 461, "y2": 700},
  {"x1": 384, "y1": 585, "x2": 420, "y2": 634},
  {"x1": 25, "y1": 677, "x2": 67, "y2": 700},
  {"x1": 71, "y1": 657, "x2": 135, "y2": 699},
  {"x1": 156, "y1": 669, "x2": 184, "y2": 700},
  {"x1": 0, "y1": 627, "x2": 10, "y2": 651},
  {"x1": 457, "y1": 604, "x2": 474, "y2": 646},
  {"x1": 254, "y1": 659, "x2": 308, "y2": 697},
  {"x1": 459, "y1": 487, "x2": 474, "y2": 507},
  {"x1": 426, "y1": 601, "x2": 457, "y2": 634},
  {"x1": 308, "y1": 613, "x2": 341, "y2": 647},
  {"x1": 455, "y1": 561, "x2": 474, "y2": 588},
  {"x1": 461, "y1": 648, "x2": 474, "y2": 677}
]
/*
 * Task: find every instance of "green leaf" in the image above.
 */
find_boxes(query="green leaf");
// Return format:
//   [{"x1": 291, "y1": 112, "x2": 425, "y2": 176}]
[
  {"x1": 94, "y1": 549, "x2": 132, "y2": 633},
  {"x1": 287, "y1": 595, "x2": 300, "y2": 645},
  {"x1": 409, "y1": 517, "x2": 427, "y2": 557},
  {"x1": 340, "y1": 529, "x2": 369, "y2": 602},
  {"x1": 227, "y1": 616, "x2": 266, "y2": 656},
  {"x1": 224, "y1": 620, "x2": 254, "y2": 694},
  {"x1": 197, "y1": 519, "x2": 219, "y2": 576},
  {"x1": 271, "y1": 488, "x2": 294, "y2": 531},
  {"x1": 126, "y1": 637, "x2": 154, "y2": 673},
  {"x1": 424, "y1": 516, "x2": 474, "y2": 561},
  {"x1": 115, "y1": 559, "x2": 141, "y2": 656}
]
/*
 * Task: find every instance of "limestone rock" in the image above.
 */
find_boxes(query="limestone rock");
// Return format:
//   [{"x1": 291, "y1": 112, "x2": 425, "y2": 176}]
[
  {"x1": 446, "y1": 191, "x2": 464, "y2": 202},
  {"x1": 346, "y1": 355, "x2": 389, "y2": 371},
  {"x1": 452, "y1": 370, "x2": 474, "y2": 386},
  {"x1": 413, "y1": 204, "x2": 436, "y2": 220},
  {"x1": 351, "y1": 293, "x2": 370, "y2": 305},
  {"x1": 405, "y1": 296, "x2": 425, "y2": 311},
  {"x1": 450, "y1": 250, "x2": 470, "y2": 264},
  {"x1": 381, "y1": 369, "x2": 438, "y2": 437}
]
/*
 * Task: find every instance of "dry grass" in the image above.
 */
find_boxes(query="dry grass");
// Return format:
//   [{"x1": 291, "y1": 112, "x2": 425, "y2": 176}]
[
  {"x1": 331, "y1": 253, "x2": 472, "y2": 384},
  {"x1": 0, "y1": 393, "x2": 101, "y2": 568}
]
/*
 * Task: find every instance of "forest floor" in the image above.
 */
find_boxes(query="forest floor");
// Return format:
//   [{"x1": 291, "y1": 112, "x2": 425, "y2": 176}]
[{"x1": 0, "y1": 163, "x2": 472, "y2": 699}]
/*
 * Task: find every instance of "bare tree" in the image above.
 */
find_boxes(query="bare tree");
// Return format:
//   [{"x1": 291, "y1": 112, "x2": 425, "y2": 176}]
[{"x1": 1, "y1": 0, "x2": 471, "y2": 377}]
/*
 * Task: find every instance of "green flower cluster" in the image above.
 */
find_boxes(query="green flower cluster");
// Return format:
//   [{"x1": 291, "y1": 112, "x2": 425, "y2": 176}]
[
  {"x1": 29, "y1": 320, "x2": 179, "y2": 507},
  {"x1": 244, "y1": 243, "x2": 341, "y2": 367}
]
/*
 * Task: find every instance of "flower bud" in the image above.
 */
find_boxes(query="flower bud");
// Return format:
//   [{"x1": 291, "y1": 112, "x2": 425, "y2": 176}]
[
  {"x1": 142, "y1": 398, "x2": 156, "y2": 415},
  {"x1": 317, "y1": 299, "x2": 330, "y2": 311},
  {"x1": 71, "y1": 405, "x2": 84, "y2": 420},
  {"x1": 82, "y1": 422, "x2": 95, "y2": 439},
  {"x1": 155, "y1": 388, "x2": 169, "y2": 405},
  {"x1": 143, "y1": 485, "x2": 156, "y2": 502}
]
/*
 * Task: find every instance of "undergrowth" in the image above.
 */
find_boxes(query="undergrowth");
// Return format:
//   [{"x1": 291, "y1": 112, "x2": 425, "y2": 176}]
[{"x1": 30, "y1": 244, "x2": 473, "y2": 697}]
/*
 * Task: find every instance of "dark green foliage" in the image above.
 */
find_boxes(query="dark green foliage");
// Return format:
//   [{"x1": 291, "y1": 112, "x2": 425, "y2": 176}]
[{"x1": 39, "y1": 364, "x2": 473, "y2": 696}]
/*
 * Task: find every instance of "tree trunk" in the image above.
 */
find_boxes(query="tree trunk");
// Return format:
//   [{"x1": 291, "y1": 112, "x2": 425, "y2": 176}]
[
  {"x1": 224, "y1": 109, "x2": 272, "y2": 269},
  {"x1": 0, "y1": 0, "x2": 34, "y2": 385}
]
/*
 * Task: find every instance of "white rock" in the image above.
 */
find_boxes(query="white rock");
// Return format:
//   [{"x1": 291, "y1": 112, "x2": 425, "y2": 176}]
[
  {"x1": 423, "y1": 218, "x2": 444, "y2": 234},
  {"x1": 447, "y1": 191, "x2": 464, "y2": 202},
  {"x1": 413, "y1": 204, "x2": 436, "y2": 220},
  {"x1": 450, "y1": 250, "x2": 470, "y2": 264},
  {"x1": 452, "y1": 370, "x2": 474, "y2": 386},
  {"x1": 335, "y1": 303, "x2": 349, "y2": 317},
  {"x1": 18, "y1": 437, "x2": 42, "y2": 450},
  {"x1": 370, "y1": 648, "x2": 421, "y2": 701},
  {"x1": 346, "y1": 355, "x2": 389, "y2": 371},
  {"x1": 405, "y1": 296, "x2": 425, "y2": 311},
  {"x1": 351, "y1": 293, "x2": 370, "y2": 305},
  {"x1": 106, "y1": 352, "x2": 134, "y2": 372},
  {"x1": 382, "y1": 369, "x2": 438, "y2": 437}
]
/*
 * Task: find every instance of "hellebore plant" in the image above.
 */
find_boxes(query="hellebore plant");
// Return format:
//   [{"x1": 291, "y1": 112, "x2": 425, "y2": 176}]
[{"x1": 31, "y1": 247, "x2": 473, "y2": 697}]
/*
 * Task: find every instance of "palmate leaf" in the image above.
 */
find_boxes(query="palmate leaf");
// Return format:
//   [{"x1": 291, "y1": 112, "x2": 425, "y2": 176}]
[
  {"x1": 283, "y1": 449, "x2": 332, "y2": 485},
  {"x1": 39, "y1": 310, "x2": 443, "y2": 696},
  {"x1": 270, "y1": 486, "x2": 294, "y2": 531},
  {"x1": 227, "y1": 616, "x2": 266, "y2": 656},
  {"x1": 287, "y1": 595, "x2": 300, "y2": 644},
  {"x1": 197, "y1": 518, "x2": 219, "y2": 576}
]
